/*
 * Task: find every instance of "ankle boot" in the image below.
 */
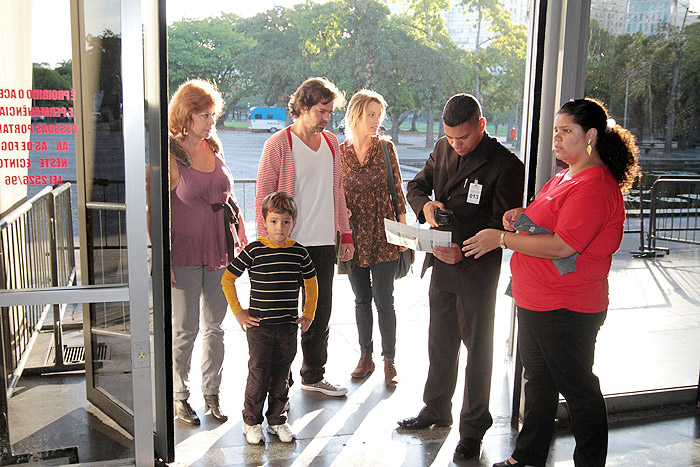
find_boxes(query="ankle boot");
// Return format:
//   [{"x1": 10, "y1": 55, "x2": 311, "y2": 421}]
[
  {"x1": 204, "y1": 394, "x2": 228, "y2": 422},
  {"x1": 174, "y1": 399, "x2": 200, "y2": 426},
  {"x1": 384, "y1": 357, "x2": 398, "y2": 386},
  {"x1": 351, "y1": 353, "x2": 375, "y2": 378}
]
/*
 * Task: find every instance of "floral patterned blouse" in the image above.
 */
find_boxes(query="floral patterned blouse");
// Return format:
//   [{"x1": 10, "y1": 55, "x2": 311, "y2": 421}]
[{"x1": 340, "y1": 136, "x2": 407, "y2": 268}]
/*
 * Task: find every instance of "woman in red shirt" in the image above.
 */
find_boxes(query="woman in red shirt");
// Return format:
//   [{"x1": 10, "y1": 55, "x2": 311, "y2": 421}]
[{"x1": 463, "y1": 98, "x2": 640, "y2": 467}]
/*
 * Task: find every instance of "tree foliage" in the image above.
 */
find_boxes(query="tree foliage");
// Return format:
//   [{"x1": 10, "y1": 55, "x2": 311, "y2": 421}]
[
  {"x1": 167, "y1": 0, "x2": 528, "y2": 141},
  {"x1": 168, "y1": 14, "x2": 255, "y2": 122},
  {"x1": 586, "y1": 14, "x2": 700, "y2": 148}
]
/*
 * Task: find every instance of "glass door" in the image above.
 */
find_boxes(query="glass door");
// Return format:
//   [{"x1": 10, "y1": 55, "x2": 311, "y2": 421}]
[
  {"x1": 70, "y1": 0, "x2": 172, "y2": 462},
  {"x1": 73, "y1": 0, "x2": 134, "y2": 431}
]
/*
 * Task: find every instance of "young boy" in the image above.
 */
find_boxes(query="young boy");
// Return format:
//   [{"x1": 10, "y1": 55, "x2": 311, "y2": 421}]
[{"x1": 221, "y1": 191, "x2": 317, "y2": 445}]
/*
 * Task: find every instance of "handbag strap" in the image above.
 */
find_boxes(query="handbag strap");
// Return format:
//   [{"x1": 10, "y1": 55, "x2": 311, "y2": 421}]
[{"x1": 380, "y1": 140, "x2": 401, "y2": 221}]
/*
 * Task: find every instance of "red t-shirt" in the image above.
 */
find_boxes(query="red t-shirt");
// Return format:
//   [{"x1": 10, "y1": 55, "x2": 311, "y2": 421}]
[{"x1": 510, "y1": 166, "x2": 625, "y2": 313}]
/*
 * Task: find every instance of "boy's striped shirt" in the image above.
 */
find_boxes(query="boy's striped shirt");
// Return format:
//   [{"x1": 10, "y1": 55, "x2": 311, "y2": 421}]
[{"x1": 226, "y1": 238, "x2": 316, "y2": 325}]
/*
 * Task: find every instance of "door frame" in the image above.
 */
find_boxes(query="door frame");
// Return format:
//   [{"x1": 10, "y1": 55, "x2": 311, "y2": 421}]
[{"x1": 68, "y1": 0, "x2": 169, "y2": 463}]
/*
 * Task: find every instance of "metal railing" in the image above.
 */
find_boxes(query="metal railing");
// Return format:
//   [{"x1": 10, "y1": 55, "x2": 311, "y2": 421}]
[
  {"x1": 232, "y1": 179, "x2": 257, "y2": 225},
  {"x1": 632, "y1": 175, "x2": 700, "y2": 257},
  {"x1": 648, "y1": 177, "x2": 700, "y2": 247},
  {"x1": 0, "y1": 183, "x2": 79, "y2": 464},
  {"x1": 0, "y1": 184, "x2": 78, "y2": 392}
]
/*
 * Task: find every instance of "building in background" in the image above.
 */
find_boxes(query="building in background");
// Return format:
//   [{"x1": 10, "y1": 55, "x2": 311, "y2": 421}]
[
  {"x1": 384, "y1": 0, "x2": 529, "y2": 51},
  {"x1": 590, "y1": 0, "x2": 628, "y2": 35},
  {"x1": 625, "y1": 0, "x2": 693, "y2": 34}
]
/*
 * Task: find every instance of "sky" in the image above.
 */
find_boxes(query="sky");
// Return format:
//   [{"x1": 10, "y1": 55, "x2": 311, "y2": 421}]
[
  {"x1": 30, "y1": 0, "x2": 318, "y2": 67},
  {"x1": 30, "y1": 0, "x2": 700, "y2": 68},
  {"x1": 165, "y1": 0, "x2": 323, "y2": 23}
]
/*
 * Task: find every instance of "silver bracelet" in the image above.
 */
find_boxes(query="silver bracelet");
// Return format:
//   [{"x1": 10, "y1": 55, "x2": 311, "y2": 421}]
[{"x1": 500, "y1": 231, "x2": 508, "y2": 250}]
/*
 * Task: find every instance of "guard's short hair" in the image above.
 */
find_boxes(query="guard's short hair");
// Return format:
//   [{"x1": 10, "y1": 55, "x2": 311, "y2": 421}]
[
  {"x1": 442, "y1": 93, "x2": 482, "y2": 127},
  {"x1": 262, "y1": 191, "x2": 297, "y2": 221},
  {"x1": 288, "y1": 77, "x2": 346, "y2": 118}
]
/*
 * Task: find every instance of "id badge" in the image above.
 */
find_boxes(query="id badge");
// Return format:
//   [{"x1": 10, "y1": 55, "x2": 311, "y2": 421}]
[{"x1": 467, "y1": 179, "x2": 482, "y2": 205}]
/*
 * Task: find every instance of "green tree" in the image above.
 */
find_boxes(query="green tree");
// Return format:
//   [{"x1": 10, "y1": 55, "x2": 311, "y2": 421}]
[
  {"x1": 478, "y1": 11, "x2": 526, "y2": 137},
  {"x1": 32, "y1": 65, "x2": 71, "y2": 109},
  {"x1": 392, "y1": 0, "x2": 455, "y2": 147},
  {"x1": 460, "y1": 0, "x2": 509, "y2": 102},
  {"x1": 84, "y1": 30, "x2": 122, "y2": 123},
  {"x1": 54, "y1": 60, "x2": 73, "y2": 84},
  {"x1": 237, "y1": 6, "x2": 311, "y2": 108},
  {"x1": 168, "y1": 14, "x2": 255, "y2": 123},
  {"x1": 678, "y1": 21, "x2": 700, "y2": 148}
]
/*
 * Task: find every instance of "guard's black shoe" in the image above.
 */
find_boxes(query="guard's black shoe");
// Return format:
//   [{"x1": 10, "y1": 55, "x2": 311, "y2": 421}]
[
  {"x1": 175, "y1": 399, "x2": 200, "y2": 426},
  {"x1": 493, "y1": 459, "x2": 524, "y2": 467},
  {"x1": 204, "y1": 394, "x2": 228, "y2": 422},
  {"x1": 454, "y1": 437, "x2": 482, "y2": 460},
  {"x1": 397, "y1": 414, "x2": 451, "y2": 430}
]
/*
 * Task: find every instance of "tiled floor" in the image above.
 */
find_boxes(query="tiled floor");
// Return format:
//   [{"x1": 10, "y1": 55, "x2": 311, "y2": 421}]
[{"x1": 6, "y1": 236, "x2": 700, "y2": 466}]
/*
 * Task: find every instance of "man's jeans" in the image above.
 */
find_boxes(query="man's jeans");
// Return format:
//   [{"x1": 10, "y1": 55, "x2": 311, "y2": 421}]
[{"x1": 300, "y1": 245, "x2": 335, "y2": 384}]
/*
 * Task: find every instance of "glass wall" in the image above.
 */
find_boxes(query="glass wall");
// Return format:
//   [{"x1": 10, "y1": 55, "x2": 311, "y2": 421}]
[{"x1": 585, "y1": 0, "x2": 700, "y2": 396}]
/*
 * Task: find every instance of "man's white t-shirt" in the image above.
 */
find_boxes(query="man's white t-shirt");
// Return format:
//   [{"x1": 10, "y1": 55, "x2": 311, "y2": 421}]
[{"x1": 290, "y1": 132, "x2": 335, "y2": 246}]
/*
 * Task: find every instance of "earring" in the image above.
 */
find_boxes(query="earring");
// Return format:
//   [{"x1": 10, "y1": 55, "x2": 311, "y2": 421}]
[{"x1": 586, "y1": 140, "x2": 592, "y2": 156}]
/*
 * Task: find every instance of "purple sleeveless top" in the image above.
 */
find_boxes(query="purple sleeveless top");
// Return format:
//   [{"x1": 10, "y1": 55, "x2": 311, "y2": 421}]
[{"x1": 171, "y1": 156, "x2": 234, "y2": 270}]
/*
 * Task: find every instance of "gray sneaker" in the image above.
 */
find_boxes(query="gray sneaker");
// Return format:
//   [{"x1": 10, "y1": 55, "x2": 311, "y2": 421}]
[
  {"x1": 267, "y1": 423, "x2": 296, "y2": 442},
  {"x1": 301, "y1": 378, "x2": 348, "y2": 396},
  {"x1": 243, "y1": 423, "x2": 265, "y2": 445}
]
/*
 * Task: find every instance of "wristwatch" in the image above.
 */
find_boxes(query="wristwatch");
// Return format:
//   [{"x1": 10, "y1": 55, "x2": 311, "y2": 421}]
[{"x1": 500, "y1": 231, "x2": 508, "y2": 250}]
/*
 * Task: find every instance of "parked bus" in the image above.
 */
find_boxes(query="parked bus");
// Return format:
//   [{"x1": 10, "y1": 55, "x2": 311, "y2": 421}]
[{"x1": 249, "y1": 106, "x2": 286, "y2": 132}]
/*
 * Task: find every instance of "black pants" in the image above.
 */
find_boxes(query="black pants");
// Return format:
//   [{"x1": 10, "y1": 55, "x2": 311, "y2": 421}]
[
  {"x1": 420, "y1": 255, "x2": 499, "y2": 440},
  {"x1": 513, "y1": 307, "x2": 608, "y2": 467},
  {"x1": 300, "y1": 245, "x2": 335, "y2": 384},
  {"x1": 243, "y1": 324, "x2": 297, "y2": 426}
]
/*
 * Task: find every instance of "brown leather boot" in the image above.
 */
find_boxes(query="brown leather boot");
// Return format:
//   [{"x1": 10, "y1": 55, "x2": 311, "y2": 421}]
[
  {"x1": 384, "y1": 357, "x2": 398, "y2": 386},
  {"x1": 351, "y1": 353, "x2": 375, "y2": 378}
]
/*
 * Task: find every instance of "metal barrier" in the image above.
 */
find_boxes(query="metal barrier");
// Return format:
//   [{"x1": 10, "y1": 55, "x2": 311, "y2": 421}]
[
  {"x1": 632, "y1": 175, "x2": 700, "y2": 257},
  {"x1": 0, "y1": 183, "x2": 79, "y2": 464},
  {"x1": 648, "y1": 177, "x2": 700, "y2": 248},
  {"x1": 232, "y1": 179, "x2": 256, "y2": 225}
]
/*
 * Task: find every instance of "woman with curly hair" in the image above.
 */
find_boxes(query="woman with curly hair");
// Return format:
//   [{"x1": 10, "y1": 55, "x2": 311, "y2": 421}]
[{"x1": 463, "y1": 98, "x2": 640, "y2": 467}]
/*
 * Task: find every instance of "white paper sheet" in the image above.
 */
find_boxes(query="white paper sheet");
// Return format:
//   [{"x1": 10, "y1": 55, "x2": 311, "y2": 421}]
[{"x1": 384, "y1": 219, "x2": 452, "y2": 252}]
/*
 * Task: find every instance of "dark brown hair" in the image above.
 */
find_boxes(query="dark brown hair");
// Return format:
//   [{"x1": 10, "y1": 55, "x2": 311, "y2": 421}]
[
  {"x1": 262, "y1": 191, "x2": 297, "y2": 221},
  {"x1": 288, "y1": 77, "x2": 346, "y2": 118}
]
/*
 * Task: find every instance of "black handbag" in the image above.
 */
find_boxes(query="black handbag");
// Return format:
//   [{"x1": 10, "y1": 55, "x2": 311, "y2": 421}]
[
  {"x1": 212, "y1": 195, "x2": 241, "y2": 261},
  {"x1": 380, "y1": 141, "x2": 414, "y2": 279}
]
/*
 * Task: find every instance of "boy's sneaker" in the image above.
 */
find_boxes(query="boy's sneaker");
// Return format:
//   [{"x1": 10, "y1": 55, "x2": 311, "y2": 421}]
[
  {"x1": 243, "y1": 423, "x2": 265, "y2": 445},
  {"x1": 301, "y1": 378, "x2": 348, "y2": 396},
  {"x1": 267, "y1": 423, "x2": 296, "y2": 442}
]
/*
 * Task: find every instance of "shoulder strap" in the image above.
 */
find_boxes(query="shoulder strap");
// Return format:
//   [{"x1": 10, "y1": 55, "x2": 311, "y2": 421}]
[
  {"x1": 321, "y1": 131, "x2": 336, "y2": 158},
  {"x1": 380, "y1": 141, "x2": 400, "y2": 221},
  {"x1": 286, "y1": 127, "x2": 293, "y2": 148},
  {"x1": 286, "y1": 127, "x2": 336, "y2": 158}
]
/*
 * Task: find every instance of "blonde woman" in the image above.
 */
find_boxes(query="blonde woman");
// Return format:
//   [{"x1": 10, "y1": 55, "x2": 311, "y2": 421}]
[{"x1": 339, "y1": 90, "x2": 407, "y2": 386}]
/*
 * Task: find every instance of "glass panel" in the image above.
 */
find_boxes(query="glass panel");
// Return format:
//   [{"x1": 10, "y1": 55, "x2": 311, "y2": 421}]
[
  {"x1": 1, "y1": 0, "x2": 78, "y2": 402},
  {"x1": 586, "y1": 1, "x2": 700, "y2": 394},
  {"x1": 90, "y1": 302, "x2": 133, "y2": 412},
  {"x1": 79, "y1": 0, "x2": 133, "y2": 411},
  {"x1": 166, "y1": 0, "x2": 531, "y2": 426}
]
